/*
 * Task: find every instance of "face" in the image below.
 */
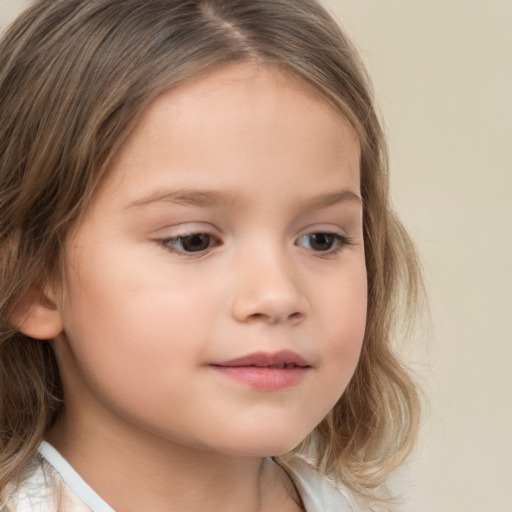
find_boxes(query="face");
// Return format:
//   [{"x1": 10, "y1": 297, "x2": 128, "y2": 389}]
[{"x1": 53, "y1": 63, "x2": 367, "y2": 457}]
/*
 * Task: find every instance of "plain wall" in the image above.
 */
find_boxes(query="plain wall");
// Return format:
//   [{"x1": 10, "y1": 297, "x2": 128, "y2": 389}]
[
  {"x1": 322, "y1": 2, "x2": 512, "y2": 512},
  {"x1": 1, "y1": 2, "x2": 511, "y2": 511}
]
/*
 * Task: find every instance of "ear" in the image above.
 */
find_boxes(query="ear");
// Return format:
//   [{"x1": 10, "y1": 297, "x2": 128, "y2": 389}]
[{"x1": 11, "y1": 286, "x2": 63, "y2": 340}]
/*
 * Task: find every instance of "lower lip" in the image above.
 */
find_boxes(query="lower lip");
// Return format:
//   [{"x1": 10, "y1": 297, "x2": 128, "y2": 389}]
[{"x1": 210, "y1": 366, "x2": 309, "y2": 391}]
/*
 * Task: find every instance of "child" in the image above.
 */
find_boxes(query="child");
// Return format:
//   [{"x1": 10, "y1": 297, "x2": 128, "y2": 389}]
[{"x1": 0, "y1": 1, "x2": 422, "y2": 511}]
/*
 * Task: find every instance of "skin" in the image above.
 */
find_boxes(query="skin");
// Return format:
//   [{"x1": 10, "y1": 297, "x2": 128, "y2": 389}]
[{"x1": 35, "y1": 63, "x2": 367, "y2": 511}]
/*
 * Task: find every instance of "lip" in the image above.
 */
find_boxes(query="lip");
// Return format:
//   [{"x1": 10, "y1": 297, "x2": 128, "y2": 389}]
[
  {"x1": 210, "y1": 350, "x2": 311, "y2": 391},
  {"x1": 212, "y1": 350, "x2": 310, "y2": 368}
]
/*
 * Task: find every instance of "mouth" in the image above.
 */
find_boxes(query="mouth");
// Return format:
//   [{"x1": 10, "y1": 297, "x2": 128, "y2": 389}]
[
  {"x1": 209, "y1": 350, "x2": 311, "y2": 391},
  {"x1": 210, "y1": 350, "x2": 311, "y2": 369}
]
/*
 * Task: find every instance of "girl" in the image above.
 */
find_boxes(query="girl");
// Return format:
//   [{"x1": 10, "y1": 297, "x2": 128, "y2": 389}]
[{"x1": 0, "y1": 1, "x2": 422, "y2": 511}]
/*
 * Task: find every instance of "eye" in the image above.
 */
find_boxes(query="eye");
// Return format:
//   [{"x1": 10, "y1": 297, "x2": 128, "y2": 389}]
[
  {"x1": 295, "y1": 232, "x2": 351, "y2": 253},
  {"x1": 158, "y1": 233, "x2": 219, "y2": 254}
]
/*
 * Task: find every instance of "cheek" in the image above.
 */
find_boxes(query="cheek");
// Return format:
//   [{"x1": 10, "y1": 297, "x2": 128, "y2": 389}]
[
  {"x1": 319, "y1": 268, "x2": 367, "y2": 385},
  {"x1": 57, "y1": 288, "x2": 202, "y2": 435},
  {"x1": 62, "y1": 286, "x2": 204, "y2": 366},
  {"x1": 58, "y1": 269, "x2": 207, "y2": 396}
]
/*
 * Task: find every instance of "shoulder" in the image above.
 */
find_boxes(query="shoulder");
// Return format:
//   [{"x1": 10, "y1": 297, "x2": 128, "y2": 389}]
[
  {"x1": 0, "y1": 453, "x2": 90, "y2": 512},
  {"x1": 1, "y1": 454, "x2": 56, "y2": 512},
  {"x1": 280, "y1": 455, "x2": 357, "y2": 512}
]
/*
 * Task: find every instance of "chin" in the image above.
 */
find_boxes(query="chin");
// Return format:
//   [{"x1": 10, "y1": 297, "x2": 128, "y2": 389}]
[{"x1": 209, "y1": 425, "x2": 311, "y2": 458}]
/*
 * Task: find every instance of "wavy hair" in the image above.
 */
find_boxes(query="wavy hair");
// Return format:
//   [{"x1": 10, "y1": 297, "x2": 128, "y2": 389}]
[{"x1": 0, "y1": 0, "x2": 422, "y2": 507}]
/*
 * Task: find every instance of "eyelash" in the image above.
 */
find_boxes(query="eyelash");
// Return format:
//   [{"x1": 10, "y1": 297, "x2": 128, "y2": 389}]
[
  {"x1": 295, "y1": 232, "x2": 353, "y2": 256},
  {"x1": 156, "y1": 231, "x2": 353, "y2": 257},
  {"x1": 157, "y1": 233, "x2": 221, "y2": 255}
]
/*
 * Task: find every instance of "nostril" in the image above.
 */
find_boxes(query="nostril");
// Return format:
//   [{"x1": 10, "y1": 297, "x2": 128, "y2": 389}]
[
  {"x1": 245, "y1": 311, "x2": 304, "y2": 324},
  {"x1": 248, "y1": 312, "x2": 266, "y2": 320},
  {"x1": 231, "y1": 286, "x2": 308, "y2": 324}
]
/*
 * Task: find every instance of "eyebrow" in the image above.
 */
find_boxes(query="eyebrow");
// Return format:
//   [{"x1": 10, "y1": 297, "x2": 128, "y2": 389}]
[
  {"x1": 124, "y1": 188, "x2": 362, "y2": 211},
  {"x1": 300, "y1": 189, "x2": 362, "y2": 211},
  {"x1": 125, "y1": 189, "x2": 240, "y2": 210}
]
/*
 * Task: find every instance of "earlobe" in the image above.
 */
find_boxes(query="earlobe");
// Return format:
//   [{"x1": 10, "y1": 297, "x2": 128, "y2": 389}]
[{"x1": 11, "y1": 286, "x2": 64, "y2": 340}]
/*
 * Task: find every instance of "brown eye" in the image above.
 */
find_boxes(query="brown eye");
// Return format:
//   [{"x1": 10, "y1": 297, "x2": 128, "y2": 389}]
[
  {"x1": 160, "y1": 233, "x2": 217, "y2": 254},
  {"x1": 176, "y1": 234, "x2": 212, "y2": 252},
  {"x1": 308, "y1": 233, "x2": 335, "y2": 251},
  {"x1": 296, "y1": 232, "x2": 350, "y2": 254}
]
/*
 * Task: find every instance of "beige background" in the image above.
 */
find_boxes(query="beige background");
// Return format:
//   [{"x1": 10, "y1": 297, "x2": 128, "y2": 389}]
[
  {"x1": 321, "y1": 2, "x2": 512, "y2": 512},
  {"x1": 1, "y1": 1, "x2": 511, "y2": 511}
]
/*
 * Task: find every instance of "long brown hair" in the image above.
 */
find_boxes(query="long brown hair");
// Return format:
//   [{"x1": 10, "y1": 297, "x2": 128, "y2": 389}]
[{"x1": 0, "y1": 0, "x2": 422, "y2": 506}]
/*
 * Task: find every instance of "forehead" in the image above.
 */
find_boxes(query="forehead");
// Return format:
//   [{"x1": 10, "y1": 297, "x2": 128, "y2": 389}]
[
  {"x1": 118, "y1": 63, "x2": 358, "y2": 162},
  {"x1": 88, "y1": 62, "x2": 361, "y2": 214}
]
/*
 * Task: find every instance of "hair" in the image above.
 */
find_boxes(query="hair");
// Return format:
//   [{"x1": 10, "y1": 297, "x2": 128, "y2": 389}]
[{"x1": 0, "y1": 0, "x2": 423, "y2": 507}]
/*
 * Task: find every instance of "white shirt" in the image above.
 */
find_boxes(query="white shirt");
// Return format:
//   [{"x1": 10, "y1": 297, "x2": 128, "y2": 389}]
[{"x1": 1, "y1": 441, "x2": 355, "y2": 512}]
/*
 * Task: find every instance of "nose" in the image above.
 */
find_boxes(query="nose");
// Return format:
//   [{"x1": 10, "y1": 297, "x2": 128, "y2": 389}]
[{"x1": 230, "y1": 249, "x2": 308, "y2": 325}]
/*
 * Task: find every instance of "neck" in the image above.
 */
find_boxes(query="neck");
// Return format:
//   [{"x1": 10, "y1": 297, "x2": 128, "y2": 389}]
[{"x1": 46, "y1": 406, "x2": 302, "y2": 512}]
